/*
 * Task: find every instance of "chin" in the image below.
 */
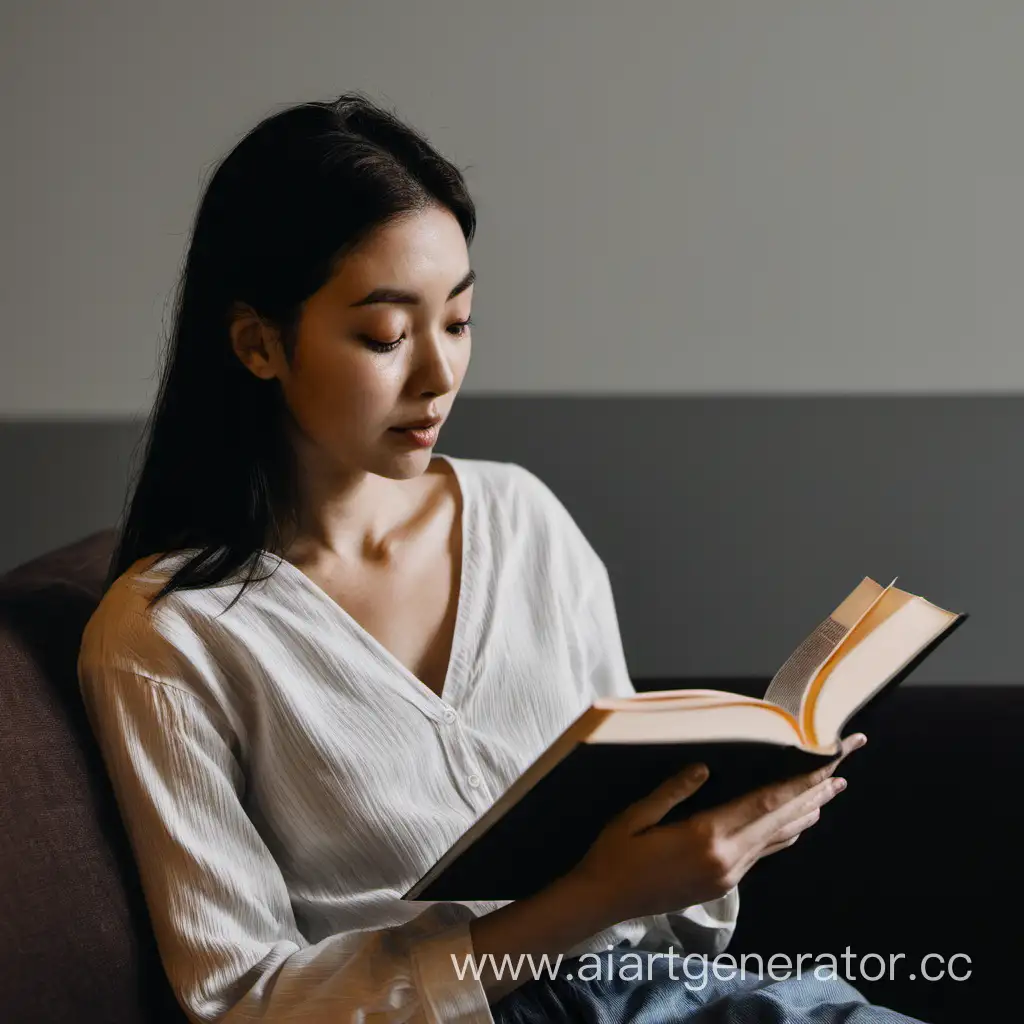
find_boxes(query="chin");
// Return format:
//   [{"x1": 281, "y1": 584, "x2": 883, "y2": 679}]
[{"x1": 372, "y1": 447, "x2": 435, "y2": 480}]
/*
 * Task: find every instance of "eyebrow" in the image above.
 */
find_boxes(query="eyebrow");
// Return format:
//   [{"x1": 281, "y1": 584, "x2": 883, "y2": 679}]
[{"x1": 349, "y1": 268, "x2": 476, "y2": 307}]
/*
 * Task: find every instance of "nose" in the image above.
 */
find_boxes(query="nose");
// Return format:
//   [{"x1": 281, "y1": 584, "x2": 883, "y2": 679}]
[{"x1": 411, "y1": 328, "x2": 457, "y2": 397}]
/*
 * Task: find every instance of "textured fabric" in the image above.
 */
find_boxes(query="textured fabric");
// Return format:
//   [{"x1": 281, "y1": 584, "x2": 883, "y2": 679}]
[
  {"x1": 75, "y1": 454, "x2": 739, "y2": 1024},
  {"x1": 0, "y1": 529, "x2": 185, "y2": 1024},
  {"x1": 492, "y1": 943, "x2": 928, "y2": 1023}
]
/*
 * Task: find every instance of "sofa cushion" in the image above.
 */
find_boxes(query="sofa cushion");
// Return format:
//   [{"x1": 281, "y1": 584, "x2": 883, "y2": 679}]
[
  {"x1": 0, "y1": 530, "x2": 184, "y2": 1024},
  {"x1": 636, "y1": 676, "x2": 1018, "y2": 1024}
]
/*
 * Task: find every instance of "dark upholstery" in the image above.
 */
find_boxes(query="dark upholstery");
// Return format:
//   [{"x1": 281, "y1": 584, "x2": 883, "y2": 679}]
[
  {"x1": 0, "y1": 530, "x2": 186, "y2": 1024},
  {"x1": 701, "y1": 679, "x2": 1020, "y2": 1022},
  {"x1": 0, "y1": 531, "x2": 1015, "y2": 1023},
  {"x1": 638, "y1": 679, "x2": 1015, "y2": 1015}
]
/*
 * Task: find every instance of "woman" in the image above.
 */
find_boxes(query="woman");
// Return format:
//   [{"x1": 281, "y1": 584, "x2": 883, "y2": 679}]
[{"x1": 78, "y1": 92, "x2": 913, "y2": 1024}]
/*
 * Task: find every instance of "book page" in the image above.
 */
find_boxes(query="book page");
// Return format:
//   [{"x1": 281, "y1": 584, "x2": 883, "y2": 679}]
[
  {"x1": 805, "y1": 594, "x2": 958, "y2": 746},
  {"x1": 585, "y1": 700, "x2": 803, "y2": 747},
  {"x1": 764, "y1": 577, "x2": 886, "y2": 717},
  {"x1": 594, "y1": 688, "x2": 758, "y2": 710},
  {"x1": 762, "y1": 616, "x2": 849, "y2": 717}
]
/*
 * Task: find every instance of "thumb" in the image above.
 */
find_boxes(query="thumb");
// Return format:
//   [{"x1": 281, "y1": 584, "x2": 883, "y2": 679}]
[{"x1": 619, "y1": 763, "x2": 710, "y2": 833}]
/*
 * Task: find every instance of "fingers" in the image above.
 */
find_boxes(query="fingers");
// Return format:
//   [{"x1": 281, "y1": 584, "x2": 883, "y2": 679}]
[
  {"x1": 722, "y1": 734, "x2": 867, "y2": 867},
  {"x1": 754, "y1": 765, "x2": 856, "y2": 861},
  {"x1": 735, "y1": 772, "x2": 847, "y2": 850},
  {"x1": 624, "y1": 733, "x2": 866, "y2": 842},
  {"x1": 714, "y1": 732, "x2": 866, "y2": 836},
  {"x1": 713, "y1": 763, "x2": 832, "y2": 837},
  {"x1": 619, "y1": 762, "x2": 711, "y2": 834},
  {"x1": 756, "y1": 732, "x2": 865, "y2": 850},
  {"x1": 731, "y1": 779, "x2": 844, "y2": 876},
  {"x1": 835, "y1": 732, "x2": 867, "y2": 764},
  {"x1": 757, "y1": 833, "x2": 801, "y2": 860},
  {"x1": 759, "y1": 802, "x2": 824, "y2": 855},
  {"x1": 819, "y1": 732, "x2": 867, "y2": 774}
]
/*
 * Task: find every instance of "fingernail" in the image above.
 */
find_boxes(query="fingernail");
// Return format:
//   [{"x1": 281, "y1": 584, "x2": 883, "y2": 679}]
[
  {"x1": 833, "y1": 777, "x2": 847, "y2": 792},
  {"x1": 855, "y1": 734, "x2": 868, "y2": 747},
  {"x1": 688, "y1": 763, "x2": 709, "y2": 780}
]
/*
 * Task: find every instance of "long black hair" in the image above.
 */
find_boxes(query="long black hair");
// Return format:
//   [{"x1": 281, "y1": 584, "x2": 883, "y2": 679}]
[{"x1": 104, "y1": 91, "x2": 476, "y2": 612}]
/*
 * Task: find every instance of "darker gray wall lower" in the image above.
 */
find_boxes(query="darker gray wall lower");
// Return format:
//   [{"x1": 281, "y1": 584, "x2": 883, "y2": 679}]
[{"x1": 1, "y1": 397, "x2": 1015, "y2": 683}]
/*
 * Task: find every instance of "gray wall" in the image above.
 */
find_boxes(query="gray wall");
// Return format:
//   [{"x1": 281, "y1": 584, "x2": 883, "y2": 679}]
[
  {"x1": 2, "y1": 3, "x2": 1018, "y2": 683},
  {"x1": 0, "y1": 398, "x2": 1010, "y2": 684},
  {"x1": 4, "y1": 1, "x2": 1024, "y2": 413}
]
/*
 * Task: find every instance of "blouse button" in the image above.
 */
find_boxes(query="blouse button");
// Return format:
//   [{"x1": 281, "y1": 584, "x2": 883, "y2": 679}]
[
  {"x1": 467, "y1": 774, "x2": 481, "y2": 787},
  {"x1": 443, "y1": 708, "x2": 457, "y2": 723}
]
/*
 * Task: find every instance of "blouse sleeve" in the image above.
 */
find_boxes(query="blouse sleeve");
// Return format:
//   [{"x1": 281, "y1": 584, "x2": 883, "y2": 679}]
[
  {"x1": 76, "y1": 660, "x2": 495, "y2": 1024},
  {"x1": 574, "y1": 535, "x2": 742, "y2": 956}
]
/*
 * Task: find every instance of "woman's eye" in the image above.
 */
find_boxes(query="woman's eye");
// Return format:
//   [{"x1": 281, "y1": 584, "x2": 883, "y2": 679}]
[
  {"x1": 448, "y1": 316, "x2": 474, "y2": 337},
  {"x1": 359, "y1": 332, "x2": 406, "y2": 353},
  {"x1": 357, "y1": 317, "x2": 473, "y2": 353}
]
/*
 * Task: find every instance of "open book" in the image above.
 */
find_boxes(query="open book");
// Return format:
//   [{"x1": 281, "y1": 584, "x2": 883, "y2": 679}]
[{"x1": 404, "y1": 577, "x2": 966, "y2": 902}]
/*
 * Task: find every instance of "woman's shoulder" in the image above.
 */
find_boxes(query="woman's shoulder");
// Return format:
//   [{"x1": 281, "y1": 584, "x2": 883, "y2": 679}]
[
  {"x1": 443, "y1": 454, "x2": 606, "y2": 578},
  {"x1": 442, "y1": 454, "x2": 574, "y2": 526},
  {"x1": 82, "y1": 552, "x2": 177, "y2": 642},
  {"x1": 439, "y1": 453, "x2": 556, "y2": 506},
  {"x1": 85, "y1": 549, "x2": 198, "y2": 625},
  {"x1": 79, "y1": 549, "x2": 231, "y2": 684},
  {"x1": 77, "y1": 550, "x2": 254, "y2": 735}
]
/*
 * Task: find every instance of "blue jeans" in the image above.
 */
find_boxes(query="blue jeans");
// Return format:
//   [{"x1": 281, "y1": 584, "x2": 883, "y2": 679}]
[{"x1": 491, "y1": 943, "x2": 927, "y2": 1023}]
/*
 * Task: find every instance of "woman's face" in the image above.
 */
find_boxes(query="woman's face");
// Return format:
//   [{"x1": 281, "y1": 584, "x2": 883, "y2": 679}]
[{"x1": 241, "y1": 204, "x2": 474, "y2": 482}]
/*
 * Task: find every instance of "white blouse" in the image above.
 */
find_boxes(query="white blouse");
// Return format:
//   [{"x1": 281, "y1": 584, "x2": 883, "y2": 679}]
[{"x1": 77, "y1": 454, "x2": 739, "y2": 1024}]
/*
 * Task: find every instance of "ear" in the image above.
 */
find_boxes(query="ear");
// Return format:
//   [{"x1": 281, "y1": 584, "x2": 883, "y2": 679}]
[{"x1": 229, "y1": 302, "x2": 284, "y2": 380}]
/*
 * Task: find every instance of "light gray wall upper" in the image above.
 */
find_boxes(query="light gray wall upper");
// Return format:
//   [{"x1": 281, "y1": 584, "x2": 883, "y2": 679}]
[{"x1": 4, "y1": 1, "x2": 1024, "y2": 415}]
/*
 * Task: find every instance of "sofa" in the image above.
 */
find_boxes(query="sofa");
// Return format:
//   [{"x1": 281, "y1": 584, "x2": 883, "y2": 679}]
[{"x1": 0, "y1": 530, "x2": 1016, "y2": 1023}]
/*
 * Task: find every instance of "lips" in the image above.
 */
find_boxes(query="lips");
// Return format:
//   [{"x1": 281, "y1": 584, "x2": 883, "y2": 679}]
[
  {"x1": 391, "y1": 416, "x2": 443, "y2": 431},
  {"x1": 389, "y1": 418, "x2": 441, "y2": 449}
]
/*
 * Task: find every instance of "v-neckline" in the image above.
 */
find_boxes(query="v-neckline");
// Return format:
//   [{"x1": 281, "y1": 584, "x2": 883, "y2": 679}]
[{"x1": 262, "y1": 453, "x2": 473, "y2": 715}]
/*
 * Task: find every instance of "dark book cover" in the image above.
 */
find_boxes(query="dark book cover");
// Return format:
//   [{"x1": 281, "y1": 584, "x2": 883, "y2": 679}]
[{"x1": 405, "y1": 613, "x2": 967, "y2": 903}]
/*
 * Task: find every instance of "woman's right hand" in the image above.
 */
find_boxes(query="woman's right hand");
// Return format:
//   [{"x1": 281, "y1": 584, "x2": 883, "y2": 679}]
[{"x1": 568, "y1": 732, "x2": 867, "y2": 924}]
